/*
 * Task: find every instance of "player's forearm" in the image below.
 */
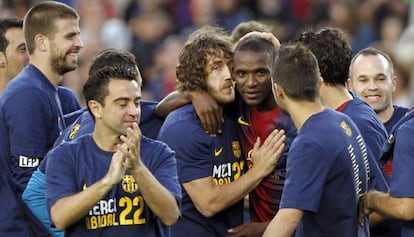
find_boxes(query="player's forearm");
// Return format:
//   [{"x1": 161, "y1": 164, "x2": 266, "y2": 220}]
[
  {"x1": 263, "y1": 209, "x2": 301, "y2": 237},
  {"x1": 368, "y1": 191, "x2": 414, "y2": 221},
  {"x1": 155, "y1": 90, "x2": 190, "y2": 118},
  {"x1": 198, "y1": 169, "x2": 265, "y2": 217},
  {"x1": 50, "y1": 176, "x2": 114, "y2": 230},
  {"x1": 263, "y1": 219, "x2": 295, "y2": 237},
  {"x1": 131, "y1": 166, "x2": 180, "y2": 225}
]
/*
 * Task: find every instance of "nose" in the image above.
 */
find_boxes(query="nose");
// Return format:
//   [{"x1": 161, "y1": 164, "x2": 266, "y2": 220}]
[
  {"x1": 246, "y1": 74, "x2": 258, "y2": 87},
  {"x1": 75, "y1": 35, "x2": 84, "y2": 49},
  {"x1": 223, "y1": 64, "x2": 231, "y2": 80},
  {"x1": 127, "y1": 103, "x2": 140, "y2": 117},
  {"x1": 367, "y1": 80, "x2": 379, "y2": 90}
]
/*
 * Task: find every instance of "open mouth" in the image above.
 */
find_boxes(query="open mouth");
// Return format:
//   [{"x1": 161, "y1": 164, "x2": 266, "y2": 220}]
[
  {"x1": 244, "y1": 91, "x2": 260, "y2": 100},
  {"x1": 364, "y1": 95, "x2": 381, "y2": 102}
]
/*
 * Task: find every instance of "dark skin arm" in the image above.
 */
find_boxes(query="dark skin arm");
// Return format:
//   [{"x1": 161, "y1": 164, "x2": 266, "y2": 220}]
[
  {"x1": 155, "y1": 90, "x2": 223, "y2": 135},
  {"x1": 155, "y1": 90, "x2": 192, "y2": 118}
]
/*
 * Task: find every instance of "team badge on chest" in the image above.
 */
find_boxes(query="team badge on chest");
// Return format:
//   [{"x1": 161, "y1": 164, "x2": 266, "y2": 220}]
[
  {"x1": 232, "y1": 141, "x2": 241, "y2": 158},
  {"x1": 122, "y1": 175, "x2": 138, "y2": 193}
]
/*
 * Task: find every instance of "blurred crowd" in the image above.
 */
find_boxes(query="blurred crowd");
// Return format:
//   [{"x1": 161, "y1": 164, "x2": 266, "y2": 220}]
[{"x1": 1, "y1": 0, "x2": 413, "y2": 107}]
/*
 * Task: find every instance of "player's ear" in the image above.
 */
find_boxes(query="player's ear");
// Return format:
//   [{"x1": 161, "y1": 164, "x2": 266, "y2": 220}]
[
  {"x1": 88, "y1": 100, "x2": 102, "y2": 119},
  {"x1": 0, "y1": 52, "x2": 6, "y2": 69},
  {"x1": 274, "y1": 83, "x2": 284, "y2": 98},
  {"x1": 346, "y1": 78, "x2": 353, "y2": 90},
  {"x1": 319, "y1": 77, "x2": 325, "y2": 90},
  {"x1": 34, "y1": 33, "x2": 48, "y2": 52},
  {"x1": 391, "y1": 75, "x2": 397, "y2": 92}
]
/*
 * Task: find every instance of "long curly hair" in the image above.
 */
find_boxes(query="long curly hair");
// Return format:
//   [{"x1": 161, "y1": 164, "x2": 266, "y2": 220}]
[{"x1": 176, "y1": 26, "x2": 233, "y2": 92}]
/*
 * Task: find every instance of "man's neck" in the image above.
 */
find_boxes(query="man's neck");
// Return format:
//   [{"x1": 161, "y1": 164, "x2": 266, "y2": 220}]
[
  {"x1": 323, "y1": 85, "x2": 353, "y2": 109},
  {"x1": 254, "y1": 96, "x2": 277, "y2": 113},
  {"x1": 93, "y1": 130, "x2": 122, "y2": 152},
  {"x1": 31, "y1": 56, "x2": 62, "y2": 87},
  {"x1": 377, "y1": 105, "x2": 394, "y2": 124},
  {"x1": 287, "y1": 100, "x2": 325, "y2": 132}
]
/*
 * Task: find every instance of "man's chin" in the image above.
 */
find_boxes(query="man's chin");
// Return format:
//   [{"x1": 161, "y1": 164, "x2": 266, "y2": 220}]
[{"x1": 244, "y1": 98, "x2": 261, "y2": 107}]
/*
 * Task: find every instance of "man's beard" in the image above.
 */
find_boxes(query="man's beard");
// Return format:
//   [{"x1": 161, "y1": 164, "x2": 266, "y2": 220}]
[{"x1": 50, "y1": 51, "x2": 77, "y2": 75}]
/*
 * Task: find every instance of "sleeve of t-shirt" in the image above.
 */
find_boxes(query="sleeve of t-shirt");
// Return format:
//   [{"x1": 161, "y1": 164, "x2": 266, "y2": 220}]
[
  {"x1": 158, "y1": 120, "x2": 212, "y2": 183},
  {"x1": 45, "y1": 145, "x2": 77, "y2": 210},
  {"x1": 146, "y1": 141, "x2": 182, "y2": 206},
  {"x1": 5, "y1": 89, "x2": 55, "y2": 192},
  {"x1": 5, "y1": 89, "x2": 53, "y2": 157},
  {"x1": 389, "y1": 123, "x2": 414, "y2": 197},
  {"x1": 359, "y1": 129, "x2": 387, "y2": 162},
  {"x1": 280, "y1": 140, "x2": 330, "y2": 212}
]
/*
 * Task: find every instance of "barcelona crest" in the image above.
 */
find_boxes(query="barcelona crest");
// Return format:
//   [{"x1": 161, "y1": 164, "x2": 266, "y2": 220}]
[
  {"x1": 122, "y1": 175, "x2": 138, "y2": 193},
  {"x1": 340, "y1": 121, "x2": 352, "y2": 137},
  {"x1": 232, "y1": 141, "x2": 241, "y2": 158}
]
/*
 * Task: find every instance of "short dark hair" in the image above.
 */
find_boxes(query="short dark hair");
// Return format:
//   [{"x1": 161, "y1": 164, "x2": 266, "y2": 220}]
[
  {"x1": 83, "y1": 49, "x2": 140, "y2": 106},
  {"x1": 272, "y1": 43, "x2": 320, "y2": 101},
  {"x1": 230, "y1": 20, "x2": 272, "y2": 42},
  {"x1": 350, "y1": 47, "x2": 394, "y2": 77},
  {"x1": 176, "y1": 25, "x2": 233, "y2": 92},
  {"x1": 23, "y1": 1, "x2": 79, "y2": 54},
  {"x1": 294, "y1": 27, "x2": 352, "y2": 86},
  {"x1": 0, "y1": 18, "x2": 23, "y2": 53},
  {"x1": 234, "y1": 36, "x2": 277, "y2": 65}
]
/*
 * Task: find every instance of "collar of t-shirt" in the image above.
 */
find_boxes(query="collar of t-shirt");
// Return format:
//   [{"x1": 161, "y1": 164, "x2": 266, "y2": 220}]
[{"x1": 336, "y1": 99, "x2": 351, "y2": 112}]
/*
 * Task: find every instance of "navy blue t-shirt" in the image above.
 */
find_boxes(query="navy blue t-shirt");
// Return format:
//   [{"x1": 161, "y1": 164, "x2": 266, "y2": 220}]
[
  {"x1": 0, "y1": 64, "x2": 68, "y2": 236},
  {"x1": 281, "y1": 109, "x2": 369, "y2": 237},
  {"x1": 340, "y1": 96, "x2": 387, "y2": 161},
  {"x1": 24, "y1": 100, "x2": 164, "y2": 237},
  {"x1": 46, "y1": 135, "x2": 181, "y2": 237},
  {"x1": 338, "y1": 97, "x2": 389, "y2": 192},
  {"x1": 388, "y1": 116, "x2": 414, "y2": 237},
  {"x1": 383, "y1": 105, "x2": 408, "y2": 134},
  {"x1": 0, "y1": 64, "x2": 67, "y2": 192},
  {"x1": 158, "y1": 104, "x2": 245, "y2": 237},
  {"x1": 57, "y1": 86, "x2": 81, "y2": 115}
]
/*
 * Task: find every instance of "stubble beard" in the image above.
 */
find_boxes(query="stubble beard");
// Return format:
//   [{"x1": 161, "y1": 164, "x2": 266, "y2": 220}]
[{"x1": 50, "y1": 51, "x2": 77, "y2": 75}]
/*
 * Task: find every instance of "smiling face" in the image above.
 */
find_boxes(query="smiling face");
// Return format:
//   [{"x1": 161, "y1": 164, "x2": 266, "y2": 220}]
[
  {"x1": 349, "y1": 54, "x2": 395, "y2": 114},
  {"x1": 233, "y1": 49, "x2": 274, "y2": 111},
  {"x1": 205, "y1": 51, "x2": 235, "y2": 105},
  {"x1": 47, "y1": 18, "x2": 83, "y2": 75}
]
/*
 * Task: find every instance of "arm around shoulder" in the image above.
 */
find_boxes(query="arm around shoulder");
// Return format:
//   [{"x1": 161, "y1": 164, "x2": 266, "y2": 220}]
[{"x1": 155, "y1": 90, "x2": 191, "y2": 118}]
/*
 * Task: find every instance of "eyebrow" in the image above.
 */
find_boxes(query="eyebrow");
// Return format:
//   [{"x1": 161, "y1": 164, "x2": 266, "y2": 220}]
[
  {"x1": 64, "y1": 30, "x2": 81, "y2": 38},
  {"x1": 113, "y1": 96, "x2": 141, "y2": 102},
  {"x1": 210, "y1": 59, "x2": 224, "y2": 65}
]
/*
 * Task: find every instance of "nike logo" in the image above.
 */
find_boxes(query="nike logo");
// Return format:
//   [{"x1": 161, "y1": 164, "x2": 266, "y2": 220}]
[
  {"x1": 215, "y1": 147, "x2": 223, "y2": 157},
  {"x1": 237, "y1": 116, "x2": 250, "y2": 126}
]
